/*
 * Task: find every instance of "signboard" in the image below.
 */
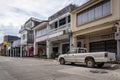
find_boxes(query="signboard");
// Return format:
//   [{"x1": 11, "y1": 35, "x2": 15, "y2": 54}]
[
  {"x1": 48, "y1": 31, "x2": 63, "y2": 39},
  {"x1": 89, "y1": 33, "x2": 114, "y2": 41},
  {"x1": 115, "y1": 32, "x2": 120, "y2": 40}
]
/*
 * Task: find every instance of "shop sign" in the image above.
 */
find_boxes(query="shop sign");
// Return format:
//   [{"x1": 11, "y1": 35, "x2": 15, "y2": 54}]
[
  {"x1": 115, "y1": 32, "x2": 120, "y2": 40},
  {"x1": 89, "y1": 33, "x2": 114, "y2": 41}
]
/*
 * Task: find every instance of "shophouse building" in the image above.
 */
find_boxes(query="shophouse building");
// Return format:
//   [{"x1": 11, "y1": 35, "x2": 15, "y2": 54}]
[
  {"x1": 71, "y1": 0, "x2": 120, "y2": 60},
  {"x1": 47, "y1": 4, "x2": 77, "y2": 58},
  {"x1": 19, "y1": 17, "x2": 41, "y2": 57},
  {"x1": 33, "y1": 21, "x2": 48, "y2": 58}
]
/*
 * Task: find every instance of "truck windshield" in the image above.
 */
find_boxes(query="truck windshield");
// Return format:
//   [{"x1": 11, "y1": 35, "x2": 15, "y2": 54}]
[{"x1": 70, "y1": 49, "x2": 77, "y2": 53}]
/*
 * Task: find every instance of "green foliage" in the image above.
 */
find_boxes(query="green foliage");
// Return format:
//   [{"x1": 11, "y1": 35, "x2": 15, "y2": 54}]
[
  {"x1": 50, "y1": 52, "x2": 56, "y2": 59},
  {"x1": 0, "y1": 51, "x2": 1, "y2": 56},
  {"x1": 37, "y1": 53, "x2": 42, "y2": 57}
]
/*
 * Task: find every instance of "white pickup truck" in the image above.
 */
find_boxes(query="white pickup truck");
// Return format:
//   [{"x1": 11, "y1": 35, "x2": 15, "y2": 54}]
[{"x1": 58, "y1": 48, "x2": 116, "y2": 68}]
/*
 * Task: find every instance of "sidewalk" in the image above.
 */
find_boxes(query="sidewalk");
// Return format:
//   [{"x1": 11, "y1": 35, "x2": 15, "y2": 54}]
[{"x1": 111, "y1": 64, "x2": 120, "y2": 72}]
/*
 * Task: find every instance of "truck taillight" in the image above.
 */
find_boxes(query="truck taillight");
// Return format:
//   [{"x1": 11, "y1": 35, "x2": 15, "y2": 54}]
[{"x1": 105, "y1": 53, "x2": 108, "y2": 57}]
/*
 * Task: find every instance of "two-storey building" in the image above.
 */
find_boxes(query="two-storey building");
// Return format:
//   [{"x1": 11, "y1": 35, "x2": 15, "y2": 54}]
[
  {"x1": 33, "y1": 21, "x2": 48, "y2": 58},
  {"x1": 71, "y1": 0, "x2": 120, "y2": 60},
  {"x1": 47, "y1": 4, "x2": 77, "y2": 58},
  {"x1": 19, "y1": 17, "x2": 41, "y2": 57},
  {"x1": 3, "y1": 35, "x2": 20, "y2": 56},
  {"x1": 6, "y1": 39, "x2": 21, "y2": 57}
]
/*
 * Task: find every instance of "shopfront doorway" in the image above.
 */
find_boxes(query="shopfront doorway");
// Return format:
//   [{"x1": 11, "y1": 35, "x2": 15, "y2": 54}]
[
  {"x1": 53, "y1": 47, "x2": 59, "y2": 57},
  {"x1": 90, "y1": 40, "x2": 117, "y2": 53},
  {"x1": 62, "y1": 43, "x2": 70, "y2": 54}
]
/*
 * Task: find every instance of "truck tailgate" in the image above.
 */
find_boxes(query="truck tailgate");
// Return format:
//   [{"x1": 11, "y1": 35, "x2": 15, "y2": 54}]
[{"x1": 107, "y1": 53, "x2": 116, "y2": 62}]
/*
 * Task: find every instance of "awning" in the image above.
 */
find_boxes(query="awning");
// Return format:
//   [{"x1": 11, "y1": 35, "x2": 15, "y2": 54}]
[{"x1": 2, "y1": 41, "x2": 9, "y2": 46}]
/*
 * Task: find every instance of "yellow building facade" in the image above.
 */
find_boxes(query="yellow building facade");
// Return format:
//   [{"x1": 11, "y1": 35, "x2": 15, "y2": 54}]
[{"x1": 71, "y1": 0, "x2": 120, "y2": 58}]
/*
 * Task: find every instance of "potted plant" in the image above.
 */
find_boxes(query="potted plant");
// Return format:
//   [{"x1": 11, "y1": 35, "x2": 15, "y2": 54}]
[{"x1": 50, "y1": 52, "x2": 56, "y2": 59}]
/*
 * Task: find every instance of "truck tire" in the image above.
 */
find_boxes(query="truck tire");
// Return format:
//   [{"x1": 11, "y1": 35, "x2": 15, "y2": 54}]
[
  {"x1": 86, "y1": 58, "x2": 95, "y2": 68},
  {"x1": 97, "y1": 63, "x2": 104, "y2": 68},
  {"x1": 59, "y1": 58, "x2": 65, "y2": 65},
  {"x1": 71, "y1": 62, "x2": 75, "y2": 65}
]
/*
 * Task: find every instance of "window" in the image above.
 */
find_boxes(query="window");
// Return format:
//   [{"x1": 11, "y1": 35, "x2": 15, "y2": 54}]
[
  {"x1": 22, "y1": 34, "x2": 26, "y2": 40},
  {"x1": 70, "y1": 49, "x2": 77, "y2": 53},
  {"x1": 77, "y1": 0, "x2": 111, "y2": 26},
  {"x1": 77, "y1": 13, "x2": 82, "y2": 25},
  {"x1": 77, "y1": 42, "x2": 81, "y2": 47},
  {"x1": 36, "y1": 27, "x2": 47, "y2": 37},
  {"x1": 95, "y1": 4, "x2": 103, "y2": 19},
  {"x1": 50, "y1": 21, "x2": 58, "y2": 29},
  {"x1": 82, "y1": 10, "x2": 88, "y2": 23},
  {"x1": 90, "y1": 40, "x2": 117, "y2": 53},
  {"x1": 55, "y1": 22, "x2": 58, "y2": 28},
  {"x1": 28, "y1": 32, "x2": 33, "y2": 41},
  {"x1": 68, "y1": 15, "x2": 71, "y2": 23},
  {"x1": 103, "y1": 0, "x2": 111, "y2": 16},
  {"x1": 25, "y1": 21, "x2": 32, "y2": 28},
  {"x1": 78, "y1": 49, "x2": 86, "y2": 53},
  {"x1": 59, "y1": 17, "x2": 66, "y2": 27},
  {"x1": 88, "y1": 7, "x2": 95, "y2": 21}
]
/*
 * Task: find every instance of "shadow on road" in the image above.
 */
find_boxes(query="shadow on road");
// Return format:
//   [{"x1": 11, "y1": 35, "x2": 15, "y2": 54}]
[{"x1": 64, "y1": 63, "x2": 120, "y2": 71}]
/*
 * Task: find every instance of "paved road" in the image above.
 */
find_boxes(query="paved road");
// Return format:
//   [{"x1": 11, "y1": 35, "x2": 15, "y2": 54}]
[{"x1": 0, "y1": 56, "x2": 120, "y2": 80}]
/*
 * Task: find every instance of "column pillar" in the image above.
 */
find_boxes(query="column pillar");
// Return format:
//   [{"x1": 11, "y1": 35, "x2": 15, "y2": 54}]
[
  {"x1": 71, "y1": 36, "x2": 77, "y2": 49},
  {"x1": 5, "y1": 49, "x2": 8, "y2": 56},
  {"x1": 13, "y1": 49, "x2": 15, "y2": 57},
  {"x1": 66, "y1": 15, "x2": 68, "y2": 24},
  {"x1": 14, "y1": 48, "x2": 15, "y2": 57},
  {"x1": 10, "y1": 48, "x2": 12, "y2": 57},
  {"x1": 59, "y1": 43, "x2": 62, "y2": 54},
  {"x1": 116, "y1": 22, "x2": 120, "y2": 61},
  {"x1": 46, "y1": 40, "x2": 52, "y2": 58},
  {"x1": 20, "y1": 45, "x2": 23, "y2": 57},
  {"x1": 85, "y1": 37, "x2": 89, "y2": 52},
  {"x1": 16, "y1": 48, "x2": 17, "y2": 57},
  {"x1": 15, "y1": 48, "x2": 17, "y2": 57},
  {"x1": 34, "y1": 42, "x2": 38, "y2": 56},
  {"x1": 117, "y1": 40, "x2": 120, "y2": 61}
]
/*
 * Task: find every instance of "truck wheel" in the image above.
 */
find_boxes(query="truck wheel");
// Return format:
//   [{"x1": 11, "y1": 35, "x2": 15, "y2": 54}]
[
  {"x1": 97, "y1": 63, "x2": 104, "y2": 68},
  {"x1": 86, "y1": 59, "x2": 95, "y2": 68},
  {"x1": 71, "y1": 62, "x2": 75, "y2": 65},
  {"x1": 59, "y1": 58, "x2": 65, "y2": 65}
]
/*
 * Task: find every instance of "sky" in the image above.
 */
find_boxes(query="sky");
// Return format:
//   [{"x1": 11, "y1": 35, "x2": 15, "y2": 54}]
[{"x1": 0, "y1": 0, "x2": 88, "y2": 43}]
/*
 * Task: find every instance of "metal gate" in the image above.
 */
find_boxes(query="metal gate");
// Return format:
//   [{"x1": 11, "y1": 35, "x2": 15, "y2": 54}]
[{"x1": 90, "y1": 40, "x2": 117, "y2": 53}]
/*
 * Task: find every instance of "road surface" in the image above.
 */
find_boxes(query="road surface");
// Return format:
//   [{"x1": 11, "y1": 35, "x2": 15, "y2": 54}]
[{"x1": 0, "y1": 56, "x2": 120, "y2": 80}]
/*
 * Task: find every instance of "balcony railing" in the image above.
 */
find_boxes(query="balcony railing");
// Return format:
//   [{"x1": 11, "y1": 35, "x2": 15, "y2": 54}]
[
  {"x1": 19, "y1": 25, "x2": 31, "y2": 33},
  {"x1": 49, "y1": 23, "x2": 71, "y2": 35}
]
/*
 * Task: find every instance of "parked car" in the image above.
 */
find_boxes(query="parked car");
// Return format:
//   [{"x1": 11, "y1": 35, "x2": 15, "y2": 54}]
[{"x1": 58, "y1": 48, "x2": 116, "y2": 68}]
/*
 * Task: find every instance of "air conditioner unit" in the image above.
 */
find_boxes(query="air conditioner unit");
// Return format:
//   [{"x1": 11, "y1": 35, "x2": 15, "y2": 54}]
[{"x1": 115, "y1": 32, "x2": 120, "y2": 40}]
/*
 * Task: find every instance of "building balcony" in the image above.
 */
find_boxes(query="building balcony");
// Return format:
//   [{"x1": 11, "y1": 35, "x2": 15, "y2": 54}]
[
  {"x1": 48, "y1": 23, "x2": 70, "y2": 39},
  {"x1": 19, "y1": 26, "x2": 31, "y2": 33},
  {"x1": 49, "y1": 23, "x2": 70, "y2": 34},
  {"x1": 35, "y1": 34, "x2": 48, "y2": 43},
  {"x1": 21, "y1": 39, "x2": 27, "y2": 45}
]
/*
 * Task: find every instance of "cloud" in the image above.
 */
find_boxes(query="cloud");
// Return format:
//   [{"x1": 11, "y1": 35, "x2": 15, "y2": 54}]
[{"x1": 0, "y1": 0, "x2": 88, "y2": 43}]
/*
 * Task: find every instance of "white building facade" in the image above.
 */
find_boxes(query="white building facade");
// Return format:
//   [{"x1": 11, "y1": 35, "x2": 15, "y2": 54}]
[
  {"x1": 33, "y1": 21, "x2": 48, "y2": 58},
  {"x1": 47, "y1": 4, "x2": 77, "y2": 58},
  {"x1": 19, "y1": 18, "x2": 41, "y2": 57}
]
